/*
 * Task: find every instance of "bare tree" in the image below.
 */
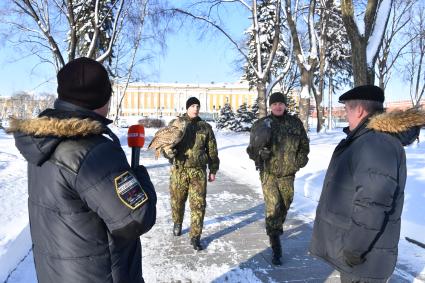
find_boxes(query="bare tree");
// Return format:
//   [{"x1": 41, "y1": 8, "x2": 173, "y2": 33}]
[
  {"x1": 341, "y1": 0, "x2": 393, "y2": 86},
  {"x1": 7, "y1": 0, "x2": 126, "y2": 71},
  {"x1": 172, "y1": 0, "x2": 282, "y2": 118},
  {"x1": 3, "y1": 0, "x2": 171, "y2": 120},
  {"x1": 403, "y1": 4, "x2": 425, "y2": 108},
  {"x1": 4, "y1": 1, "x2": 170, "y2": 76},
  {"x1": 284, "y1": 0, "x2": 319, "y2": 130},
  {"x1": 316, "y1": 1, "x2": 351, "y2": 131},
  {"x1": 376, "y1": 0, "x2": 416, "y2": 90}
]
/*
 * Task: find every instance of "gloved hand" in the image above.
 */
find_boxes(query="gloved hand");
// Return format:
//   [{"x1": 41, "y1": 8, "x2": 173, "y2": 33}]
[
  {"x1": 162, "y1": 148, "x2": 177, "y2": 160},
  {"x1": 259, "y1": 148, "x2": 271, "y2": 161},
  {"x1": 167, "y1": 148, "x2": 177, "y2": 159},
  {"x1": 343, "y1": 250, "x2": 365, "y2": 267}
]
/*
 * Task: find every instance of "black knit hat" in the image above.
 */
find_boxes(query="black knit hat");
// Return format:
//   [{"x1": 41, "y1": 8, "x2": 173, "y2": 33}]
[
  {"x1": 338, "y1": 85, "x2": 384, "y2": 103},
  {"x1": 269, "y1": 92, "x2": 287, "y2": 106},
  {"x1": 186, "y1": 97, "x2": 200, "y2": 109},
  {"x1": 57, "y1": 57, "x2": 112, "y2": 110}
]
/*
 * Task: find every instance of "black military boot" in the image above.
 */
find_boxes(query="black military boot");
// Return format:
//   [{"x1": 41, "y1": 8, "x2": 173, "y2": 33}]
[
  {"x1": 269, "y1": 235, "x2": 282, "y2": 266},
  {"x1": 173, "y1": 223, "x2": 182, "y2": 236},
  {"x1": 190, "y1": 237, "x2": 203, "y2": 251}
]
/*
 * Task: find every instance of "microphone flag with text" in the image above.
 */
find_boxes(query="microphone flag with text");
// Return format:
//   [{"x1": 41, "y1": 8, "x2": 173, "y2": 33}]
[{"x1": 127, "y1": 125, "x2": 145, "y2": 169}]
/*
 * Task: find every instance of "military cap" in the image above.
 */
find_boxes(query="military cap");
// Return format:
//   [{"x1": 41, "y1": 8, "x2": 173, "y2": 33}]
[{"x1": 269, "y1": 92, "x2": 287, "y2": 106}]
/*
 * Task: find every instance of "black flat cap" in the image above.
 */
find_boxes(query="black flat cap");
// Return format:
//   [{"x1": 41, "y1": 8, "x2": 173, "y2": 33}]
[{"x1": 338, "y1": 85, "x2": 385, "y2": 103}]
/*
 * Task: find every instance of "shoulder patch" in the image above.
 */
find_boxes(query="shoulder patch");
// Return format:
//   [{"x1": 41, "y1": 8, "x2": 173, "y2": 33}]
[{"x1": 114, "y1": 171, "x2": 148, "y2": 209}]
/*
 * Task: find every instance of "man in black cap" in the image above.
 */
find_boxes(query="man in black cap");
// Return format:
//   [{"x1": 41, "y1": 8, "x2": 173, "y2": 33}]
[
  {"x1": 310, "y1": 85, "x2": 424, "y2": 282},
  {"x1": 247, "y1": 92, "x2": 310, "y2": 265},
  {"x1": 8, "y1": 57, "x2": 156, "y2": 283},
  {"x1": 165, "y1": 97, "x2": 219, "y2": 250}
]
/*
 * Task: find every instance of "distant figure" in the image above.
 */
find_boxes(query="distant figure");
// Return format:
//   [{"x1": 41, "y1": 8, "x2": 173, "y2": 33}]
[
  {"x1": 8, "y1": 57, "x2": 156, "y2": 283},
  {"x1": 247, "y1": 92, "x2": 310, "y2": 265},
  {"x1": 310, "y1": 85, "x2": 425, "y2": 283},
  {"x1": 165, "y1": 97, "x2": 220, "y2": 250}
]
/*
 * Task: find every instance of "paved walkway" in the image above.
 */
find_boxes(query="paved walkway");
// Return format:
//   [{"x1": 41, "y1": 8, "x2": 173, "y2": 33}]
[{"x1": 141, "y1": 163, "x2": 410, "y2": 283}]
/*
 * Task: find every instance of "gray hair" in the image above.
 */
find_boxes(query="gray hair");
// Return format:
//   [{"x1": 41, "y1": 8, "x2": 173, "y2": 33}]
[{"x1": 345, "y1": 100, "x2": 384, "y2": 114}]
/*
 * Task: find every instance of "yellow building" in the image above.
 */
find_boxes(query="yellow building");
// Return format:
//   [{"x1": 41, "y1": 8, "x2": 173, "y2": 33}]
[{"x1": 110, "y1": 82, "x2": 257, "y2": 118}]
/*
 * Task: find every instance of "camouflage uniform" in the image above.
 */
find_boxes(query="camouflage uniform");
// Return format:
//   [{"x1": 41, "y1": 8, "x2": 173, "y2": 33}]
[
  {"x1": 168, "y1": 114, "x2": 219, "y2": 238},
  {"x1": 248, "y1": 113, "x2": 309, "y2": 236}
]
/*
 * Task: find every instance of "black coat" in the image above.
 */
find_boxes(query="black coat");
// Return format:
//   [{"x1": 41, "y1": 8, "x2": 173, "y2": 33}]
[
  {"x1": 310, "y1": 112, "x2": 420, "y2": 281},
  {"x1": 11, "y1": 100, "x2": 156, "y2": 283}
]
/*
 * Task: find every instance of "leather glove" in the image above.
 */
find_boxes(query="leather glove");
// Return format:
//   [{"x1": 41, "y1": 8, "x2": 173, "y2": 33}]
[
  {"x1": 259, "y1": 148, "x2": 271, "y2": 161},
  {"x1": 343, "y1": 250, "x2": 365, "y2": 267}
]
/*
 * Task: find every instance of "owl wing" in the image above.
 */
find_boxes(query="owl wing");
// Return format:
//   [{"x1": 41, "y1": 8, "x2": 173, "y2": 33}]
[{"x1": 148, "y1": 126, "x2": 182, "y2": 151}]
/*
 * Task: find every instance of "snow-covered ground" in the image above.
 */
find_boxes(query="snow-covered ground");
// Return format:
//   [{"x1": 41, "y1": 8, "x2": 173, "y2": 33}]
[{"x1": 0, "y1": 125, "x2": 424, "y2": 282}]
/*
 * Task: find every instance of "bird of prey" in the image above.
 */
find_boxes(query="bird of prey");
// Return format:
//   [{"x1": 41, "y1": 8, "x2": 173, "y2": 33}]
[
  {"x1": 148, "y1": 118, "x2": 188, "y2": 159},
  {"x1": 246, "y1": 117, "x2": 272, "y2": 170}
]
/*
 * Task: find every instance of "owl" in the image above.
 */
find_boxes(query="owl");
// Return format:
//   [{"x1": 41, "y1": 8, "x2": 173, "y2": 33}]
[{"x1": 148, "y1": 118, "x2": 188, "y2": 159}]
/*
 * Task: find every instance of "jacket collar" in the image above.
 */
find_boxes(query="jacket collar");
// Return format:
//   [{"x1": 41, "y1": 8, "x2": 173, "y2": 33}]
[
  {"x1": 49, "y1": 99, "x2": 113, "y2": 125},
  {"x1": 181, "y1": 113, "x2": 202, "y2": 123}
]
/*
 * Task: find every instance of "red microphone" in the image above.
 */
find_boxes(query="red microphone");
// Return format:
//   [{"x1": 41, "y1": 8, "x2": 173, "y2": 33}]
[{"x1": 127, "y1": 125, "x2": 145, "y2": 169}]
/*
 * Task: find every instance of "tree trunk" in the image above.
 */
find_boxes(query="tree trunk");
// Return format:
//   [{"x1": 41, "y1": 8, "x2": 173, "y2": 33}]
[
  {"x1": 350, "y1": 39, "x2": 372, "y2": 86},
  {"x1": 299, "y1": 70, "x2": 311, "y2": 131},
  {"x1": 378, "y1": 74, "x2": 385, "y2": 89},
  {"x1": 313, "y1": 87, "x2": 324, "y2": 133},
  {"x1": 299, "y1": 96, "x2": 310, "y2": 132},
  {"x1": 341, "y1": 0, "x2": 379, "y2": 86},
  {"x1": 328, "y1": 74, "x2": 334, "y2": 130},
  {"x1": 257, "y1": 82, "x2": 268, "y2": 118}
]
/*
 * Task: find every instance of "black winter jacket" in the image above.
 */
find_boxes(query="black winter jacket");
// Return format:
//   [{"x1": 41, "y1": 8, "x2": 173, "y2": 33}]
[
  {"x1": 9, "y1": 100, "x2": 156, "y2": 283},
  {"x1": 309, "y1": 110, "x2": 423, "y2": 282}
]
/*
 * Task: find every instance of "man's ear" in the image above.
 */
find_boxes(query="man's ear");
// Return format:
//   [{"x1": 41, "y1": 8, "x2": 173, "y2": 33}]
[{"x1": 356, "y1": 105, "x2": 366, "y2": 119}]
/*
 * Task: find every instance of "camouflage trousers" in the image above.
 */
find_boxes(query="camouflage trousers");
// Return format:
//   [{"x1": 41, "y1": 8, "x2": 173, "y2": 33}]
[
  {"x1": 169, "y1": 166, "x2": 207, "y2": 238},
  {"x1": 260, "y1": 172, "x2": 295, "y2": 236}
]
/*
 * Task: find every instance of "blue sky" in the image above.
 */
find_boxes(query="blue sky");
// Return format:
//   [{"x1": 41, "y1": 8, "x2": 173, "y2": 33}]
[
  {"x1": 0, "y1": 27, "x2": 245, "y2": 96},
  {"x1": 0, "y1": 32, "x2": 244, "y2": 96},
  {"x1": 0, "y1": 1, "x2": 248, "y2": 97}
]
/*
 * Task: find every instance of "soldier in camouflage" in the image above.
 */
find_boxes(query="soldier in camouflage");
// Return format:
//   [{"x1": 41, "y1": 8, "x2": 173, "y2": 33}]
[
  {"x1": 247, "y1": 92, "x2": 309, "y2": 265},
  {"x1": 167, "y1": 97, "x2": 220, "y2": 251}
]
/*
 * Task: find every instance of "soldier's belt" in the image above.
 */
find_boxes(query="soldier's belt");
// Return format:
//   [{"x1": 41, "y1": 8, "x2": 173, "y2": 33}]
[
  {"x1": 173, "y1": 164, "x2": 205, "y2": 170},
  {"x1": 266, "y1": 172, "x2": 295, "y2": 178}
]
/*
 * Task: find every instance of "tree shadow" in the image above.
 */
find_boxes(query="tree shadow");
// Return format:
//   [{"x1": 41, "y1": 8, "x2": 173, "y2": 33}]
[
  {"x1": 207, "y1": 215, "x2": 414, "y2": 283},
  {"x1": 200, "y1": 203, "x2": 265, "y2": 247},
  {"x1": 210, "y1": 220, "x2": 339, "y2": 283}
]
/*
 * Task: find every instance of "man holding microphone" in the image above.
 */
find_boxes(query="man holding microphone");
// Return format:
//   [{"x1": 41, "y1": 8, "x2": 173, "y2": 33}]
[{"x1": 9, "y1": 57, "x2": 156, "y2": 283}]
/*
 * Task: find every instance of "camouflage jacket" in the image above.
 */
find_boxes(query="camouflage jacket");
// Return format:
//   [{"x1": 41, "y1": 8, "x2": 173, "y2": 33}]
[
  {"x1": 248, "y1": 113, "x2": 309, "y2": 177},
  {"x1": 170, "y1": 114, "x2": 220, "y2": 174}
]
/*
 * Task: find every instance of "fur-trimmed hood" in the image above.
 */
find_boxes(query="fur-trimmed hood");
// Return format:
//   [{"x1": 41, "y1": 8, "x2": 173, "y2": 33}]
[
  {"x1": 367, "y1": 108, "x2": 425, "y2": 146},
  {"x1": 9, "y1": 106, "x2": 112, "y2": 166},
  {"x1": 367, "y1": 108, "x2": 425, "y2": 133},
  {"x1": 6, "y1": 116, "x2": 105, "y2": 137}
]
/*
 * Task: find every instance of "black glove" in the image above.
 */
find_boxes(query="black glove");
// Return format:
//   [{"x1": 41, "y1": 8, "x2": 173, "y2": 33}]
[
  {"x1": 343, "y1": 250, "x2": 365, "y2": 267},
  {"x1": 259, "y1": 148, "x2": 271, "y2": 161}
]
